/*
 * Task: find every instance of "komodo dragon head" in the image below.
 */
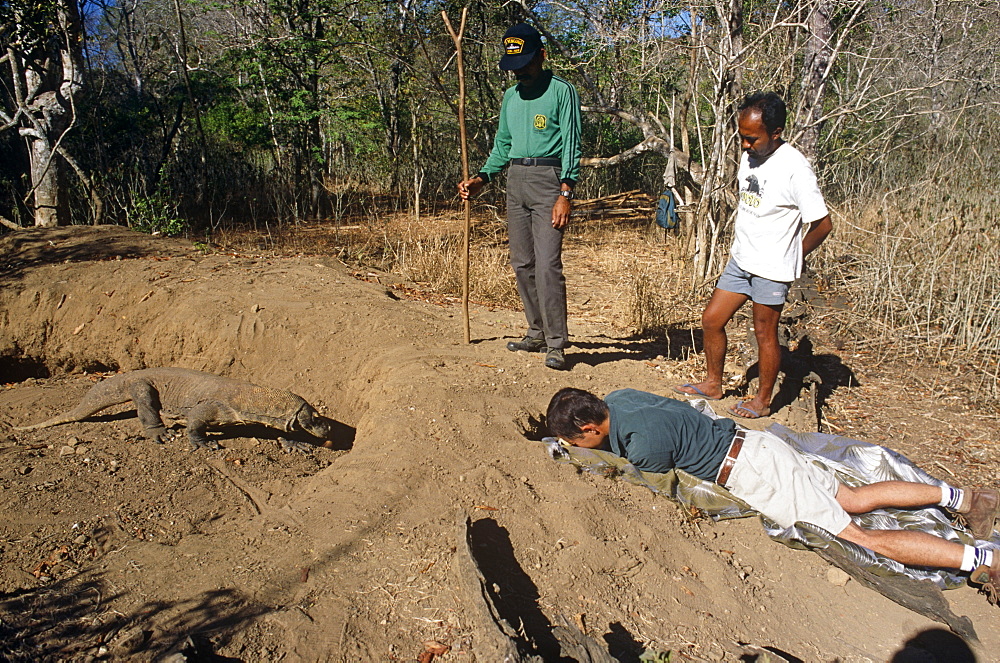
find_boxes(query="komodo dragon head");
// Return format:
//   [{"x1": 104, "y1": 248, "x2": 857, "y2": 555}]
[{"x1": 292, "y1": 403, "x2": 333, "y2": 439}]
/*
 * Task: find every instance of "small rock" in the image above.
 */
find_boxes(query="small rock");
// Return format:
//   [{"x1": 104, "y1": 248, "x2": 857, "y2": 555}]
[
  {"x1": 67, "y1": 436, "x2": 80, "y2": 447},
  {"x1": 59, "y1": 445, "x2": 76, "y2": 456},
  {"x1": 706, "y1": 643, "x2": 726, "y2": 661},
  {"x1": 74, "y1": 535, "x2": 89, "y2": 545},
  {"x1": 827, "y1": 567, "x2": 851, "y2": 587}
]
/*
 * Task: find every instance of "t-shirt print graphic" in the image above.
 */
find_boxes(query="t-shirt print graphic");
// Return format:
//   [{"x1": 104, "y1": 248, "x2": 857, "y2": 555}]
[{"x1": 741, "y1": 174, "x2": 763, "y2": 209}]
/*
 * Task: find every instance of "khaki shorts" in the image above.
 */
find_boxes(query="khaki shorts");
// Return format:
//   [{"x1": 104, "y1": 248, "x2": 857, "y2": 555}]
[{"x1": 723, "y1": 429, "x2": 852, "y2": 534}]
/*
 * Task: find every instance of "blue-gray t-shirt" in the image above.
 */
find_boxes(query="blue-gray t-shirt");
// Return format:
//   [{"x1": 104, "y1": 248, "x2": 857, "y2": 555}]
[{"x1": 605, "y1": 389, "x2": 737, "y2": 481}]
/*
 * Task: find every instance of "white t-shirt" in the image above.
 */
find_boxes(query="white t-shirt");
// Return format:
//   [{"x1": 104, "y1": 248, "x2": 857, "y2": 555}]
[{"x1": 730, "y1": 143, "x2": 828, "y2": 283}]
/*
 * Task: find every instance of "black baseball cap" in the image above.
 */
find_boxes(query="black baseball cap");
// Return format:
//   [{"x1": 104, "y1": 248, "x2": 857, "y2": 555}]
[{"x1": 499, "y1": 23, "x2": 543, "y2": 71}]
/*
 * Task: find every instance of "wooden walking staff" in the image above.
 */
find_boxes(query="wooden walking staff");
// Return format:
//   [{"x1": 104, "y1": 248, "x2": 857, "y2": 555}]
[{"x1": 443, "y1": 7, "x2": 471, "y2": 344}]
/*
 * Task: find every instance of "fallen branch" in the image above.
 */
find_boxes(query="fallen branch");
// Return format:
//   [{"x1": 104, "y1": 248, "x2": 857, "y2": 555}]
[{"x1": 0, "y1": 214, "x2": 21, "y2": 230}]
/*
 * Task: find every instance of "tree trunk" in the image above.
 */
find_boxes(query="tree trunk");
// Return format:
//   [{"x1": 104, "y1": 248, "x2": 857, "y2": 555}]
[
  {"x1": 692, "y1": 0, "x2": 743, "y2": 282},
  {"x1": 5, "y1": 0, "x2": 85, "y2": 227},
  {"x1": 798, "y1": 0, "x2": 834, "y2": 162},
  {"x1": 25, "y1": 131, "x2": 61, "y2": 227}
]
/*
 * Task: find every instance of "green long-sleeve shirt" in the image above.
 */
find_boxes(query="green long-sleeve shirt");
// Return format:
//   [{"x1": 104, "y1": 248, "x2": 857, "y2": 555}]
[
  {"x1": 605, "y1": 389, "x2": 737, "y2": 482},
  {"x1": 478, "y1": 71, "x2": 582, "y2": 185}
]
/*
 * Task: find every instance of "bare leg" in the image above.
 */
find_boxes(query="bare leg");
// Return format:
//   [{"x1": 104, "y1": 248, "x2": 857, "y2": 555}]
[
  {"x1": 836, "y1": 482, "x2": 942, "y2": 514},
  {"x1": 732, "y1": 301, "x2": 783, "y2": 418},
  {"x1": 675, "y1": 289, "x2": 747, "y2": 400},
  {"x1": 837, "y1": 522, "x2": 964, "y2": 569},
  {"x1": 835, "y1": 482, "x2": 967, "y2": 567}
]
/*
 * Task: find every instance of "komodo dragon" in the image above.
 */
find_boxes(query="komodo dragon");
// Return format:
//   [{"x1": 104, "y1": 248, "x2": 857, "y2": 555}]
[{"x1": 14, "y1": 367, "x2": 332, "y2": 451}]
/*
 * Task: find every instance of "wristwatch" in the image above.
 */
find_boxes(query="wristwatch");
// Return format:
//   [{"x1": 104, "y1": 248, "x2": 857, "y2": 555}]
[{"x1": 559, "y1": 190, "x2": 574, "y2": 200}]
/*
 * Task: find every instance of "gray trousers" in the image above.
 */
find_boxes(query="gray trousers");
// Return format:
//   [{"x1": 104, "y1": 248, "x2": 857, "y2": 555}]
[{"x1": 506, "y1": 164, "x2": 568, "y2": 349}]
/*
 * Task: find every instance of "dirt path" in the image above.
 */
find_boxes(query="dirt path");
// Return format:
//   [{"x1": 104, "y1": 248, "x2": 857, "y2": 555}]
[{"x1": 0, "y1": 226, "x2": 996, "y2": 662}]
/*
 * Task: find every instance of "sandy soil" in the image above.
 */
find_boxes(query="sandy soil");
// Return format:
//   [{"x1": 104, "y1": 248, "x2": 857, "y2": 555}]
[{"x1": 0, "y1": 225, "x2": 997, "y2": 662}]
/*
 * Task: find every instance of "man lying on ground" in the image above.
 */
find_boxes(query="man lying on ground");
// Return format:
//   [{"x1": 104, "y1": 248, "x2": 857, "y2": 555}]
[{"x1": 546, "y1": 387, "x2": 1000, "y2": 589}]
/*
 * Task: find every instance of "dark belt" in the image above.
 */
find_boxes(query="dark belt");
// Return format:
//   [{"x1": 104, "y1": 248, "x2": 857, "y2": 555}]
[
  {"x1": 716, "y1": 430, "x2": 746, "y2": 487},
  {"x1": 510, "y1": 157, "x2": 561, "y2": 167}
]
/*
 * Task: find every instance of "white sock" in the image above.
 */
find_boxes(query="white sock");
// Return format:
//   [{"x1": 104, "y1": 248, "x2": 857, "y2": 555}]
[
  {"x1": 939, "y1": 485, "x2": 964, "y2": 511},
  {"x1": 960, "y1": 545, "x2": 993, "y2": 572}
]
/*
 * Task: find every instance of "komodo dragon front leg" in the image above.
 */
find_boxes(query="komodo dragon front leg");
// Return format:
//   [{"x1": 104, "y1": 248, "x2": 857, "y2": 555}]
[{"x1": 128, "y1": 379, "x2": 171, "y2": 444}]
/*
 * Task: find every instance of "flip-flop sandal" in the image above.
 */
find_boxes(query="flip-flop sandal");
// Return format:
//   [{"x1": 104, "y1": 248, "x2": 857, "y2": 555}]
[
  {"x1": 728, "y1": 400, "x2": 770, "y2": 419},
  {"x1": 672, "y1": 383, "x2": 722, "y2": 400}
]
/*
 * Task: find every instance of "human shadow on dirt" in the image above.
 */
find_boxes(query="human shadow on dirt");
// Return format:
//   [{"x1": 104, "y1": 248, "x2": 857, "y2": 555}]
[
  {"x1": 468, "y1": 518, "x2": 575, "y2": 661},
  {"x1": 603, "y1": 621, "x2": 647, "y2": 661},
  {"x1": 888, "y1": 627, "x2": 976, "y2": 662},
  {"x1": 0, "y1": 575, "x2": 263, "y2": 661},
  {"x1": 467, "y1": 517, "x2": 644, "y2": 662},
  {"x1": 567, "y1": 326, "x2": 704, "y2": 369},
  {"x1": 744, "y1": 335, "x2": 859, "y2": 425}
]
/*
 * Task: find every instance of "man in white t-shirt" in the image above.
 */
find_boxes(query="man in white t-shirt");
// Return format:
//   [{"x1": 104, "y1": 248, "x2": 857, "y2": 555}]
[{"x1": 674, "y1": 92, "x2": 833, "y2": 419}]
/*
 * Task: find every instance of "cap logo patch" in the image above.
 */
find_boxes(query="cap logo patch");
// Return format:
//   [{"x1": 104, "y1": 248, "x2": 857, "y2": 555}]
[{"x1": 505, "y1": 37, "x2": 525, "y2": 55}]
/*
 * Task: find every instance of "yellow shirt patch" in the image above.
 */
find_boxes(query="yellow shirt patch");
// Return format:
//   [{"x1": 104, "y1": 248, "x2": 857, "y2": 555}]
[{"x1": 534, "y1": 114, "x2": 547, "y2": 130}]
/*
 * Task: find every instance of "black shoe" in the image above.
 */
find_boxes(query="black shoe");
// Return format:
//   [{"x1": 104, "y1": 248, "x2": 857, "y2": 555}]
[
  {"x1": 544, "y1": 348, "x2": 566, "y2": 370},
  {"x1": 507, "y1": 336, "x2": 546, "y2": 353}
]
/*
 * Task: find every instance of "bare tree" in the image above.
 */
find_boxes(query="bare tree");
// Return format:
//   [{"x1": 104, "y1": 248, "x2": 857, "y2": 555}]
[
  {"x1": 1, "y1": 0, "x2": 85, "y2": 227},
  {"x1": 795, "y1": 0, "x2": 833, "y2": 161}
]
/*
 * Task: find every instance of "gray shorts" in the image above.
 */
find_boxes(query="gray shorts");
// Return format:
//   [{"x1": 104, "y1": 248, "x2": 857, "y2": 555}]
[{"x1": 716, "y1": 258, "x2": 790, "y2": 306}]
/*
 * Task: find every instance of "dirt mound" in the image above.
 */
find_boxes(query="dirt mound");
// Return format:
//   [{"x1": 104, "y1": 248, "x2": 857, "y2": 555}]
[{"x1": 0, "y1": 226, "x2": 995, "y2": 662}]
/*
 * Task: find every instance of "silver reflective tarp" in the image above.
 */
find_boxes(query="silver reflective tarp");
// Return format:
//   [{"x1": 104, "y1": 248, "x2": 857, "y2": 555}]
[{"x1": 543, "y1": 399, "x2": 999, "y2": 589}]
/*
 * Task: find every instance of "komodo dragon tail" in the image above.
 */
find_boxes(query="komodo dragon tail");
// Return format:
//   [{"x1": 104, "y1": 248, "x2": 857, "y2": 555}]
[
  {"x1": 14, "y1": 413, "x2": 98, "y2": 431},
  {"x1": 13, "y1": 379, "x2": 131, "y2": 431}
]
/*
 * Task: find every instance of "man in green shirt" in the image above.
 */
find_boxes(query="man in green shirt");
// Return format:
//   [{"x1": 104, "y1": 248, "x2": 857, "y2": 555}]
[
  {"x1": 546, "y1": 387, "x2": 1000, "y2": 591},
  {"x1": 458, "y1": 23, "x2": 582, "y2": 370}
]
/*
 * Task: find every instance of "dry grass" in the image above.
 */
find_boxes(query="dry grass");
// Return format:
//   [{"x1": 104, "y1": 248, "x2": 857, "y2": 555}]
[
  {"x1": 566, "y1": 220, "x2": 700, "y2": 335},
  {"x1": 210, "y1": 195, "x2": 1000, "y2": 401},
  {"x1": 813, "y1": 185, "x2": 1000, "y2": 401},
  {"x1": 212, "y1": 209, "x2": 701, "y2": 333},
  {"x1": 213, "y1": 212, "x2": 522, "y2": 308}
]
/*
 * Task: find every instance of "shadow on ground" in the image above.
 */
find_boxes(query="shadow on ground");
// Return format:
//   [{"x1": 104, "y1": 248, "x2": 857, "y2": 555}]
[
  {"x1": 0, "y1": 574, "x2": 266, "y2": 661},
  {"x1": 0, "y1": 226, "x2": 193, "y2": 284},
  {"x1": 745, "y1": 335, "x2": 859, "y2": 424},
  {"x1": 570, "y1": 325, "x2": 704, "y2": 369}
]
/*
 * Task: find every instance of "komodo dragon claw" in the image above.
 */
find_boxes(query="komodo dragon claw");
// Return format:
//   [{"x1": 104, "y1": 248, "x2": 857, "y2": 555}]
[{"x1": 278, "y1": 437, "x2": 314, "y2": 454}]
